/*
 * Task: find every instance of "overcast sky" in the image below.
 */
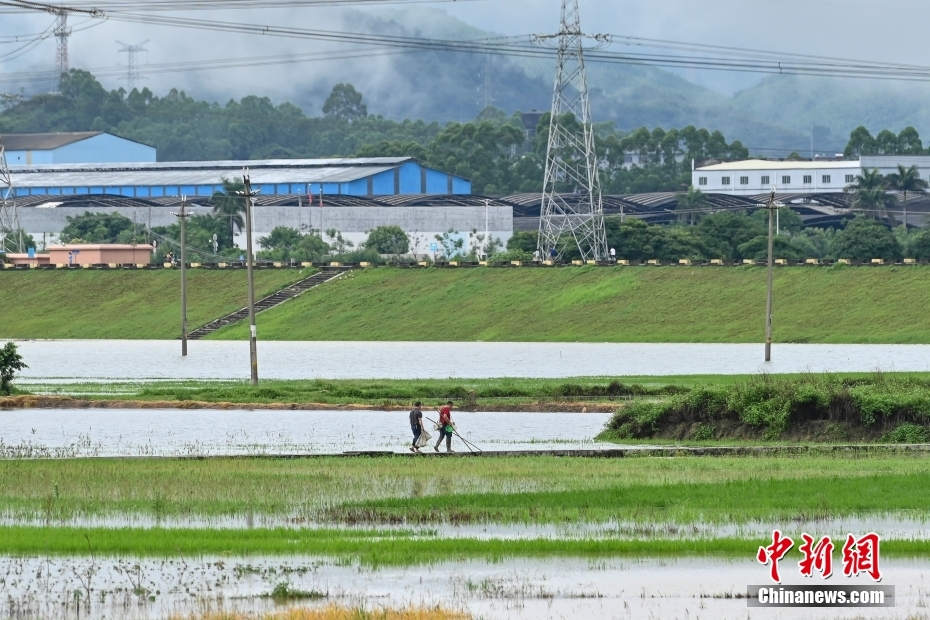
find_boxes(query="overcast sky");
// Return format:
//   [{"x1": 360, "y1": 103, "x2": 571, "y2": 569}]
[{"x1": 2, "y1": 0, "x2": 930, "y2": 101}]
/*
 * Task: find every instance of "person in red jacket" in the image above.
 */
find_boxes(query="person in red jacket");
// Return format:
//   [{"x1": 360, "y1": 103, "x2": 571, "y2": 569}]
[{"x1": 433, "y1": 400, "x2": 455, "y2": 453}]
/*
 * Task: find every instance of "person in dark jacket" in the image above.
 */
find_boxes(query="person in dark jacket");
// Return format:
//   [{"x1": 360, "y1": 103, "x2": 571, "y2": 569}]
[{"x1": 409, "y1": 401, "x2": 424, "y2": 452}]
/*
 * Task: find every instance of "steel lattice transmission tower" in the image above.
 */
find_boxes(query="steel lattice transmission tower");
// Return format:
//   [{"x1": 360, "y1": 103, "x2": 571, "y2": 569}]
[
  {"x1": 117, "y1": 39, "x2": 149, "y2": 90},
  {"x1": 54, "y1": 10, "x2": 71, "y2": 90},
  {"x1": 0, "y1": 141, "x2": 23, "y2": 253},
  {"x1": 536, "y1": 0, "x2": 607, "y2": 261}
]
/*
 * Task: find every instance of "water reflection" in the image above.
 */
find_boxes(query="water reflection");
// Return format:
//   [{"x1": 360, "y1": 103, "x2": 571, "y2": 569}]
[
  {"x1": 0, "y1": 409, "x2": 613, "y2": 457},
  {"x1": 13, "y1": 340, "x2": 930, "y2": 380}
]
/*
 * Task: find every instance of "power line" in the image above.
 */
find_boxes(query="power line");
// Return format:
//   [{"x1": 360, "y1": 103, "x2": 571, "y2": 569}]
[{"x1": 0, "y1": 0, "x2": 474, "y2": 12}]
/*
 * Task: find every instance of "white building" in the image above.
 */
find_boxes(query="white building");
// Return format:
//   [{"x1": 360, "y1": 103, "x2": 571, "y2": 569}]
[{"x1": 692, "y1": 156, "x2": 930, "y2": 196}]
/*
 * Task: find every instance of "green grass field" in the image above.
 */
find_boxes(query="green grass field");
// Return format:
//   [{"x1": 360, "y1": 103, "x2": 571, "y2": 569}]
[
  {"x1": 212, "y1": 265, "x2": 930, "y2": 342},
  {"x1": 2, "y1": 454, "x2": 926, "y2": 523},
  {"x1": 3, "y1": 264, "x2": 930, "y2": 342},
  {"x1": 2, "y1": 526, "x2": 927, "y2": 564},
  {"x1": 0, "y1": 268, "x2": 311, "y2": 339},
  {"x1": 2, "y1": 454, "x2": 929, "y2": 563}
]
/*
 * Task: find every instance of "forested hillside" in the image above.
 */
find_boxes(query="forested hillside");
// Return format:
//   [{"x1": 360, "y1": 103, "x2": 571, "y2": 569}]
[{"x1": 0, "y1": 70, "x2": 748, "y2": 195}]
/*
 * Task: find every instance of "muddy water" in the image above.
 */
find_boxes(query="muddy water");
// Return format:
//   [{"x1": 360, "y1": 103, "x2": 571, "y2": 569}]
[
  {"x1": 0, "y1": 408, "x2": 615, "y2": 457},
  {"x1": 15, "y1": 340, "x2": 930, "y2": 381},
  {"x1": 0, "y1": 555, "x2": 922, "y2": 619}
]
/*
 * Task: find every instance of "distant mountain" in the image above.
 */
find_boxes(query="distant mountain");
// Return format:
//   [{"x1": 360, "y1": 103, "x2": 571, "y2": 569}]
[
  {"x1": 727, "y1": 75, "x2": 930, "y2": 154},
  {"x1": 271, "y1": 8, "x2": 852, "y2": 154}
]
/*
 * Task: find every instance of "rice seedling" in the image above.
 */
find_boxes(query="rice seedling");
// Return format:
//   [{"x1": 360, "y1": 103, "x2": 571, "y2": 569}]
[{"x1": 0, "y1": 454, "x2": 928, "y2": 533}]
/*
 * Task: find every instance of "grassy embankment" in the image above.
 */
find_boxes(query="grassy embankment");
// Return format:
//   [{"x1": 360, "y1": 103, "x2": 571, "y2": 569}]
[
  {"x1": 599, "y1": 373, "x2": 930, "y2": 442},
  {"x1": 3, "y1": 264, "x2": 930, "y2": 341},
  {"x1": 214, "y1": 265, "x2": 930, "y2": 342},
  {"x1": 0, "y1": 268, "x2": 311, "y2": 339},
  {"x1": 2, "y1": 454, "x2": 929, "y2": 562},
  {"x1": 11, "y1": 375, "x2": 696, "y2": 409}
]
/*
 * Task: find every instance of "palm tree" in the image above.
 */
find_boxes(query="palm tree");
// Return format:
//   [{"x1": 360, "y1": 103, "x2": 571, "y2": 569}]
[
  {"x1": 846, "y1": 168, "x2": 896, "y2": 221},
  {"x1": 676, "y1": 186, "x2": 706, "y2": 225},
  {"x1": 886, "y1": 164, "x2": 927, "y2": 228},
  {"x1": 211, "y1": 178, "x2": 245, "y2": 247}
]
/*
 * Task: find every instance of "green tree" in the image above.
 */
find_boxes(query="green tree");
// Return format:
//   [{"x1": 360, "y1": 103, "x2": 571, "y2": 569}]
[
  {"x1": 364, "y1": 225, "x2": 409, "y2": 254},
  {"x1": 831, "y1": 217, "x2": 901, "y2": 261},
  {"x1": 211, "y1": 178, "x2": 246, "y2": 247},
  {"x1": 0, "y1": 342, "x2": 26, "y2": 394},
  {"x1": 695, "y1": 211, "x2": 765, "y2": 260},
  {"x1": 151, "y1": 214, "x2": 231, "y2": 262},
  {"x1": 322, "y1": 83, "x2": 367, "y2": 121},
  {"x1": 897, "y1": 127, "x2": 923, "y2": 155},
  {"x1": 909, "y1": 229, "x2": 930, "y2": 260},
  {"x1": 675, "y1": 186, "x2": 706, "y2": 225},
  {"x1": 257, "y1": 226, "x2": 329, "y2": 262},
  {"x1": 751, "y1": 207, "x2": 803, "y2": 235},
  {"x1": 506, "y1": 230, "x2": 538, "y2": 252},
  {"x1": 846, "y1": 168, "x2": 896, "y2": 221},
  {"x1": 737, "y1": 235, "x2": 804, "y2": 261},
  {"x1": 844, "y1": 126, "x2": 876, "y2": 157},
  {"x1": 605, "y1": 218, "x2": 666, "y2": 261},
  {"x1": 875, "y1": 129, "x2": 899, "y2": 155},
  {"x1": 885, "y1": 164, "x2": 927, "y2": 213},
  {"x1": 59, "y1": 211, "x2": 140, "y2": 243}
]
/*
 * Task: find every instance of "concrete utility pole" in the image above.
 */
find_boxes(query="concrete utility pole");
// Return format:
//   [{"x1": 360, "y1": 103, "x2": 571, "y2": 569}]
[
  {"x1": 240, "y1": 171, "x2": 259, "y2": 385},
  {"x1": 764, "y1": 190, "x2": 776, "y2": 362},
  {"x1": 484, "y1": 198, "x2": 490, "y2": 259},
  {"x1": 173, "y1": 196, "x2": 190, "y2": 356}
]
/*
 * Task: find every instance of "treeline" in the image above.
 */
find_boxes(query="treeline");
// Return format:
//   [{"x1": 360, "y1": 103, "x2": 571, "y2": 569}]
[
  {"x1": 843, "y1": 125, "x2": 930, "y2": 157},
  {"x1": 0, "y1": 70, "x2": 747, "y2": 195},
  {"x1": 508, "y1": 212, "x2": 930, "y2": 263}
]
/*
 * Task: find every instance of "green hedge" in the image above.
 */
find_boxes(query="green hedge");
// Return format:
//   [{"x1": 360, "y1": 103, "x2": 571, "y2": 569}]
[{"x1": 604, "y1": 374, "x2": 930, "y2": 441}]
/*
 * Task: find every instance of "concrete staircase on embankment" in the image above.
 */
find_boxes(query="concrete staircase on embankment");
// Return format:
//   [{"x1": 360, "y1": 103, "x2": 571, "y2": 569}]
[{"x1": 186, "y1": 267, "x2": 349, "y2": 340}]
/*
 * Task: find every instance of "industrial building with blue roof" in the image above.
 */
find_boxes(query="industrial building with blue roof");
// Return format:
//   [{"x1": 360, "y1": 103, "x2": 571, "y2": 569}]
[{"x1": 8, "y1": 157, "x2": 472, "y2": 199}]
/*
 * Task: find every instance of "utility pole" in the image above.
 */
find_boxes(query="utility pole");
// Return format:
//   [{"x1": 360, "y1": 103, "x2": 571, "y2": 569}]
[
  {"x1": 239, "y1": 171, "x2": 259, "y2": 385},
  {"x1": 484, "y1": 198, "x2": 490, "y2": 259},
  {"x1": 765, "y1": 191, "x2": 776, "y2": 362},
  {"x1": 173, "y1": 196, "x2": 190, "y2": 356}
]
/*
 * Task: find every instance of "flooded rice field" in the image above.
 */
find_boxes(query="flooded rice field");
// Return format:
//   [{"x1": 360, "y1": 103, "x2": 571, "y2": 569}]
[
  {"x1": 1, "y1": 555, "x2": 924, "y2": 620},
  {"x1": 15, "y1": 340, "x2": 930, "y2": 381},
  {"x1": 0, "y1": 408, "x2": 615, "y2": 457}
]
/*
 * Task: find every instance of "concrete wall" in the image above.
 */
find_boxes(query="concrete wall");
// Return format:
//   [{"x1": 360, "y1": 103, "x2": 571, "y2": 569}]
[{"x1": 16, "y1": 204, "x2": 513, "y2": 256}]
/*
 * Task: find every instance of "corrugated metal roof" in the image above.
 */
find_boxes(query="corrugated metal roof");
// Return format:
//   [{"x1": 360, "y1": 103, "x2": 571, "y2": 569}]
[
  {"x1": 696, "y1": 159, "x2": 860, "y2": 171},
  {"x1": 0, "y1": 131, "x2": 102, "y2": 150},
  {"x1": 10, "y1": 157, "x2": 412, "y2": 173},
  {"x1": 11, "y1": 165, "x2": 398, "y2": 187}
]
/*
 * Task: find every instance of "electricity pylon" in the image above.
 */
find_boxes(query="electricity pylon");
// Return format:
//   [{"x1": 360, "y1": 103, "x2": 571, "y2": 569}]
[
  {"x1": 117, "y1": 39, "x2": 149, "y2": 89},
  {"x1": 0, "y1": 141, "x2": 23, "y2": 253},
  {"x1": 536, "y1": 0, "x2": 608, "y2": 261}
]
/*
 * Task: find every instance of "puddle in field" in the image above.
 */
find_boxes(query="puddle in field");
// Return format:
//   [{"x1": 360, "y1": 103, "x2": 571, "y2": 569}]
[
  {"x1": 0, "y1": 555, "x2": 923, "y2": 619},
  {"x1": 0, "y1": 409, "x2": 616, "y2": 457}
]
